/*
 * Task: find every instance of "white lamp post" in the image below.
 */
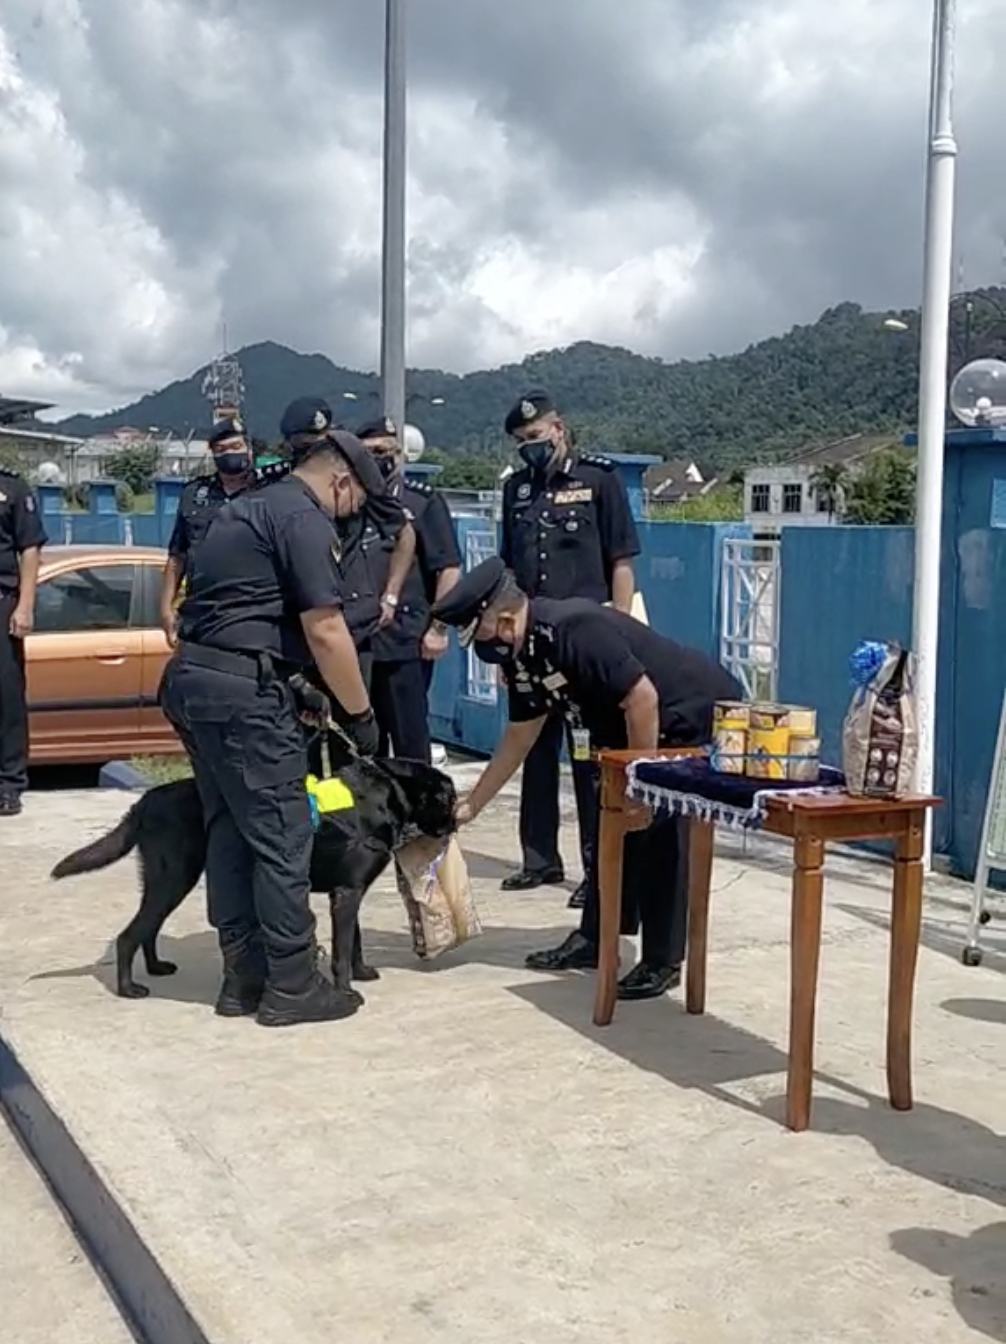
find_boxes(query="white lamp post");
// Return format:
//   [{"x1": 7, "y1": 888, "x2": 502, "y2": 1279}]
[
  {"x1": 379, "y1": 0, "x2": 407, "y2": 440},
  {"x1": 911, "y1": 0, "x2": 958, "y2": 865}
]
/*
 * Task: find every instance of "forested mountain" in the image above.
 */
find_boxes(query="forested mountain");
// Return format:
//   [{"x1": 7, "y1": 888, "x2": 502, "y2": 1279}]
[{"x1": 57, "y1": 290, "x2": 1006, "y2": 471}]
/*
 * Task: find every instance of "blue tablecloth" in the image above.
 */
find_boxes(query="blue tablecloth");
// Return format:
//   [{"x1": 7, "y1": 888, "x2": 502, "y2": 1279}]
[{"x1": 626, "y1": 755, "x2": 846, "y2": 831}]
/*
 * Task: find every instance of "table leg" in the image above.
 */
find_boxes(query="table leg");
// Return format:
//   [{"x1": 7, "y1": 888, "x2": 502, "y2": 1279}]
[
  {"x1": 887, "y1": 810, "x2": 925, "y2": 1112},
  {"x1": 786, "y1": 832, "x2": 825, "y2": 1132},
  {"x1": 685, "y1": 819, "x2": 715, "y2": 1016},
  {"x1": 592, "y1": 802, "x2": 628, "y2": 1028}
]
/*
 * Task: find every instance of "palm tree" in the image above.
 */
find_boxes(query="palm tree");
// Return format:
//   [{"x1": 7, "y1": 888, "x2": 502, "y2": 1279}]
[{"x1": 810, "y1": 464, "x2": 848, "y2": 521}]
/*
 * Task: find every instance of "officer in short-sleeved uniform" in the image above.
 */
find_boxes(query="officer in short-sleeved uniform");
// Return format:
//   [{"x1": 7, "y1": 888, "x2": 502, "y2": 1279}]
[
  {"x1": 432, "y1": 558, "x2": 741, "y2": 1000},
  {"x1": 159, "y1": 432, "x2": 381, "y2": 1028},
  {"x1": 499, "y1": 389, "x2": 641, "y2": 905},
  {"x1": 160, "y1": 416, "x2": 254, "y2": 643},
  {"x1": 0, "y1": 468, "x2": 47, "y2": 816},
  {"x1": 356, "y1": 416, "x2": 461, "y2": 761},
  {"x1": 276, "y1": 399, "x2": 416, "y2": 687}
]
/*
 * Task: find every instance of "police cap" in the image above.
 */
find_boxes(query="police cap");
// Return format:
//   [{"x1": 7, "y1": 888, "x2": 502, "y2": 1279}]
[
  {"x1": 208, "y1": 416, "x2": 246, "y2": 447},
  {"x1": 503, "y1": 388, "x2": 555, "y2": 437},
  {"x1": 325, "y1": 428, "x2": 387, "y2": 497},
  {"x1": 280, "y1": 396, "x2": 333, "y2": 441},
  {"x1": 430, "y1": 556, "x2": 507, "y2": 647},
  {"x1": 355, "y1": 415, "x2": 398, "y2": 442}
]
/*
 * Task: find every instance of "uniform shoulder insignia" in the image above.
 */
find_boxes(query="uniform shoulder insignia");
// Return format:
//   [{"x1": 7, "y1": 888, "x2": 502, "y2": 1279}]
[
  {"x1": 580, "y1": 453, "x2": 615, "y2": 471},
  {"x1": 411, "y1": 480, "x2": 433, "y2": 496}
]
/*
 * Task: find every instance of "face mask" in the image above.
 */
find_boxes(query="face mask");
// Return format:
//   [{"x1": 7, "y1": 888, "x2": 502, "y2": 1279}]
[
  {"x1": 214, "y1": 450, "x2": 251, "y2": 476},
  {"x1": 473, "y1": 638, "x2": 513, "y2": 665},
  {"x1": 374, "y1": 454, "x2": 398, "y2": 481},
  {"x1": 518, "y1": 438, "x2": 557, "y2": 475}
]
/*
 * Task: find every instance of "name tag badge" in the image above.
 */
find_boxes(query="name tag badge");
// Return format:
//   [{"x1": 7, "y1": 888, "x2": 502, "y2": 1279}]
[
  {"x1": 572, "y1": 728, "x2": 591, "y2": 761},
  {"x1": 553, "y1": 488, "x2": 593, "y2": 505},
  {"x1": 542, "y1": 672, "x2": 567, "y2": 691}
]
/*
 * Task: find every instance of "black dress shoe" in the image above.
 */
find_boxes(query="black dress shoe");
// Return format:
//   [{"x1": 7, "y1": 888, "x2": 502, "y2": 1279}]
[
  {"x1": 0, "y1": 792, "x2": 22, "y2": 817},
  {"x1": 525, "y1": 930, "x2": 598, "y2": 972},
  {"x1": 501, "y1": 865, "x2": 564, "y2": 892},
  {"x1": 617, "y1": 962, "x2": 682, "y2": 1001},
  {"x1": 566, "y1": 881, "x2": 588, "y2": 910}
]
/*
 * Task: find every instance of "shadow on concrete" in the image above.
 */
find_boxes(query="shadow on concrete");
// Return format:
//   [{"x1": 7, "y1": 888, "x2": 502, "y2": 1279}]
[
  {"x1": 890, "y1": 1222, "x2": 1006, "y2": 1341},
  {"x1": 463, "y1": 847, "x2": 581, "y2": 893},
  {"x1": 32, "y1": 921, "x2": 582, "y2": 1008},
  {"x1": 837, "y1": 901, "x2": 1006, "y2": 976},
  {"x1": 507, "y1": 973, "x2": 792, "y2": 1122},
  {"x1": 942, "y1": 997, "x2": 1006, "y2": 1026}
]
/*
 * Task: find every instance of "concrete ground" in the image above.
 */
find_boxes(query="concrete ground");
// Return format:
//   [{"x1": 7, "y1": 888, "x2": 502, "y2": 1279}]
[
  {"x1": 0, "y1": 1116, "x2": 135, "y2": 1342},
  {"x1": 0, "y1": 766, "x2": 1004, "y2": 1344}
]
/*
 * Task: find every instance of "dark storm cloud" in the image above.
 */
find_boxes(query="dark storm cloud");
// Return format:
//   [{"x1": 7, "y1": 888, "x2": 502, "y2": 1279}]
[{"x1": 0, "y1": 0, "x2": 1004, "y2": 411}]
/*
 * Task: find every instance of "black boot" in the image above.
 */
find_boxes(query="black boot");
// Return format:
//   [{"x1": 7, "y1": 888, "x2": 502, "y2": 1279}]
[
  {"x1": 215, "y1": 930, "x2": 267, "y2": 1018},
  {"x1": 256, "y1": 946, "x2": 361, "y2": 1028}
]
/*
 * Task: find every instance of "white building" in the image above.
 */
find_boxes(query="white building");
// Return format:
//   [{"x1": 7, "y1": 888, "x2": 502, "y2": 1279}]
[{"x1": 743, "y1": 433, "x2": 896, "y2": 534}]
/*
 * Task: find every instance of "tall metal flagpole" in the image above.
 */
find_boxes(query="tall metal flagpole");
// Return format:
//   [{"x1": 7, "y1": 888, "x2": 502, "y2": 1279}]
[
  {"x1": 379, "y1": 0, "x2": 407, "y2": 437},
  {"x1": 912, "y1": 0, "x2": 958, "y2": 866}
]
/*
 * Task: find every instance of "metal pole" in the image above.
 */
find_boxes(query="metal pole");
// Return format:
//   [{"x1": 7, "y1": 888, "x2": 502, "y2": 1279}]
[
  {"x1": 912, "y1": 0, "x2": 958, "y2": 866},
  {"x1": 379, "y1": 0, "x2": 407, "y2": 437}
]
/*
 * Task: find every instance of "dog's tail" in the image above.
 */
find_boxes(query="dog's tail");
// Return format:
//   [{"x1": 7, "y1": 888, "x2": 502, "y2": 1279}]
[{"x1": 50, "y1": 799, "x2": 144, "y2": 880}]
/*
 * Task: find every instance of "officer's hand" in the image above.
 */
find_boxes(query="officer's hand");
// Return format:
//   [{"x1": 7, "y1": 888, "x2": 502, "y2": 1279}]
[
  {"x1": 454, "y1": 797, "x2": 477, "y2": 825},
  {"x1": 420, "y1": 626, "x2": 449, "y2": 660},
  {"x1": 9, "y1": 603, "x2": 33, "y2": 638},
  {"x1": 378, "y1": 594, "x2": 398, "y2": 629},
  {"x1": 289, "y1": 674, "x2": 330, "y2": 726},
  {"x1": 345, "y1": 709, "x2": 380, "y2": 757},
  {"x1": 161, "y1": 609, "x2": 178, "y2": 648}
]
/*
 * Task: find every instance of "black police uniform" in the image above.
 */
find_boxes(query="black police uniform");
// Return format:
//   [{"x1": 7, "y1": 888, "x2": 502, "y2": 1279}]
[
  {"x1": 500, "y1": 395, "x2": 641, "y2": 893},
  {"x1": 159, "y1": 473, "x2": 363, "y2": 1024},
  {"x1": 167, "y1": 418, "x2": 252, "y2": 580},
  {"x1": 0, "y1": 469, "x2": 47, "y2": 811},
  {"x1": 432, "y1": 560, "x2": 741, "y2": 995},
  {"x1": 368, "y1": 475, "x2": 460, "y2": 761}
]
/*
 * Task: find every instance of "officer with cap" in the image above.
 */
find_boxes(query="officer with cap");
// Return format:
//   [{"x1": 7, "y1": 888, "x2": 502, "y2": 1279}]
[
  {"x1": 356, "y1": 415, "x2": 461, "y2": 761},
  {"x1": 499, "y1": 388, "x2": 641, "y2": 907},
  {"x1": 278, "y1": 398, "x2": 416, "y2": 681},
  {"x1": 159, "y1": 430, "x2": 381, "y2": 1028},
  {"x1": 432, "y1": 558, "x2": 741, "y2": 1000},
  {"x1": 160, "y1": 416, "x2": 254, "y2": 646},
  {"x1": 0, "y1": 464, "x2": 46, "y2": 817}
]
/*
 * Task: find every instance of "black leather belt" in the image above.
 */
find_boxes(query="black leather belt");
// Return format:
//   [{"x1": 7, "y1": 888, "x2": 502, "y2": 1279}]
[{"x1": 176, "y1": 643, "x2": 295, "y2": 683}]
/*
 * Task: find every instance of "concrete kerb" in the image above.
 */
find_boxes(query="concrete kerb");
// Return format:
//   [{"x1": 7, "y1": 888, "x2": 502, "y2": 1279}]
[{"x1": 0, "y1": 1036, "x2": 210, "y2": 1344}]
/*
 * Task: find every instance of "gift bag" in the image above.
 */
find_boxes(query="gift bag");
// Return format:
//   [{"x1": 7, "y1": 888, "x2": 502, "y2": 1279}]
[
  {"x1": 395, "y1": 835, "x2": 482, "y2": 959},
  {"x1": 841, "y1": 641, "x2": 918, "y2": 798}
]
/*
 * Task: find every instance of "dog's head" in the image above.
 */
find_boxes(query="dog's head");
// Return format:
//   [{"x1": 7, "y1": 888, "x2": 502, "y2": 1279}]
[{"x1": 375, "y1": 757, "x2": 457, "y2": 841}]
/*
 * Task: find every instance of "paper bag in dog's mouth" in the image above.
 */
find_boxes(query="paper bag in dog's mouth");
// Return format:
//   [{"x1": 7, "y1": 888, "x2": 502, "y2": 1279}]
[{"x1": 395, "y1": 835, "x2": 482, "y2": 959}]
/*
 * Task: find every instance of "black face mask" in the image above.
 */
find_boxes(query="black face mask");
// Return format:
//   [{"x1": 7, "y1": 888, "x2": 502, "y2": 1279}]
[
  {"x1": 214, "y1": 451, "x2": 251, "y2": 477},
  {"x1": 518, "y1": 440, "x2": 556, "y2": 475},
  {"x1": 472, "y1": 638, "x2": 513, "y2": 665},
  {"x1": 374, "y1": 453, "x2": 398, "y2": 481}
]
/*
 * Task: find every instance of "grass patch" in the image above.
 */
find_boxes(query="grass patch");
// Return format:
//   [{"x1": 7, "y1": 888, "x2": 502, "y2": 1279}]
[{"x1": 130, "y1": 754, "x2": 192, "y2": 785}]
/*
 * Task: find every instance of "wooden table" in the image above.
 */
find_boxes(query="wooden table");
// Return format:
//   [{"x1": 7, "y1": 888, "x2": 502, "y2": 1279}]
[{"x1": 593, "y1": 749, "x2": 941, "y2": 1132}]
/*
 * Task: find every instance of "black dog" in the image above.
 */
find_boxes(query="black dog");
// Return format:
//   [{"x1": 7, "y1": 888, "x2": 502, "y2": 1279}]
[{"x1": 51, "y1": 755, "x2": 457, "y2": 1002}]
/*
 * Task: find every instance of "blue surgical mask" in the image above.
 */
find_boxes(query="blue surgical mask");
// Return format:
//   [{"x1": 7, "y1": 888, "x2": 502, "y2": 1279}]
[
  {"x1": 518, "y1": 439, "x2": 557, "y2": 475},
  {"x1": 473, "y1": 638, "x2": 513, "y2": 665}
]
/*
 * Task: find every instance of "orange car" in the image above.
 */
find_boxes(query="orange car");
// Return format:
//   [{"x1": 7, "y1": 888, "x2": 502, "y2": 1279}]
[{"x1": 25, "y1": 544, "x2": 183, "y2": 764}]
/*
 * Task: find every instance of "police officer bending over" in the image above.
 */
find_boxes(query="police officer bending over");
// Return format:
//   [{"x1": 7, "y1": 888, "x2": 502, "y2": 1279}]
[
  {"x1": 159, "y1": 433, "x2": 381, "y2": 1028},
  {"x1": 499, "y1": 389, "x2": 640, "y2": 907},
  {"x1": 357, "y1": 416, "x2": 461, "y2": 761},
  {"x1": 0, "y1": 466, "x2": 46, "y2": 817},
  {"x1": 160, "y1": 416, "x2": 254, "y2": 646},
  {"x1": 432, "y1": 558, "x2": 740, "y2": 1001},
  {"x1": 278, "y1": 398, "x2": 416, "y2": 684}
]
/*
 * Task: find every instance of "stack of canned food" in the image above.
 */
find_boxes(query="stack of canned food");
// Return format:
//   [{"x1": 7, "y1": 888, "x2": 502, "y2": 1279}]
[{"x1": 710, "y1": 702, "x2": 821, "y2": 782}]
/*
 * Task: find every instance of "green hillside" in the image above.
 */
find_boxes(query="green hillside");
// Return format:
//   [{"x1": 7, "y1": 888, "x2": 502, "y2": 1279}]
[{"x1": 56, "y1": 291, "x2": 1006, "y2": 471}]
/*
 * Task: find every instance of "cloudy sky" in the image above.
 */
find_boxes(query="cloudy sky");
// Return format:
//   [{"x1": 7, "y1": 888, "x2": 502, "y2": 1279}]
[{"x1": 0, "y1": 0, "x2": 1004, "y2": 415}]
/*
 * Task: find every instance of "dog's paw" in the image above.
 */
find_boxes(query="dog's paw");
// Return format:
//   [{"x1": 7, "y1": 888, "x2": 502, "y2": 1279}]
[
  {"x1": 352, "y1": 963, "x2": 381, "y2": 983},
  {"x1": 147, "y1": 960, "x2": 178, "y2": 978},
  {"x1": 118, "y1": 983, "x2": 150, "y2": 999}
]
